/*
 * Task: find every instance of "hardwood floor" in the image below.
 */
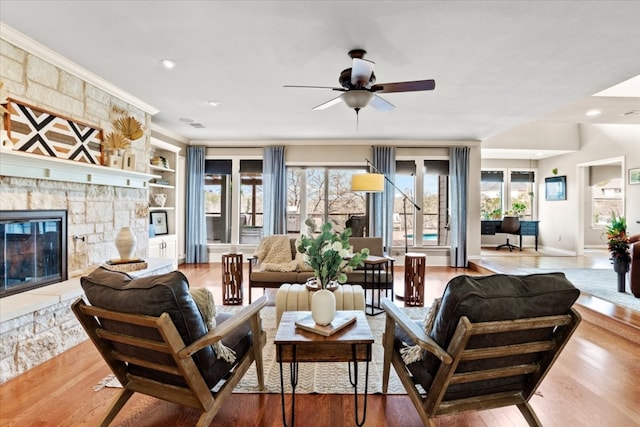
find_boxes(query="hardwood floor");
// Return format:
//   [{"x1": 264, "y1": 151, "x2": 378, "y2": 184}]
[{"x1": 1, "y1": 260, "x2": 639, "y2": 426}]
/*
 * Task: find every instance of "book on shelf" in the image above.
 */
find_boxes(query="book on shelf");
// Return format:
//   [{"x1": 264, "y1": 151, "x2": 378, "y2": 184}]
[{"x1": 294, "y1": 311, "x2": 357, "y2": 337}]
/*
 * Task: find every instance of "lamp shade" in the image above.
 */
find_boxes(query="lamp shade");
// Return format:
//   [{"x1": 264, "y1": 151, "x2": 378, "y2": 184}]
[{"x1": 351, "y1": 173, "x2": 384, "y2": 192}]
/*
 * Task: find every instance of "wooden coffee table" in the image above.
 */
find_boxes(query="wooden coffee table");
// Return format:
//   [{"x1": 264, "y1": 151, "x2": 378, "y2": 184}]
[{"x1": 274, "y1": 310, "x2": 374, "y2": 427}]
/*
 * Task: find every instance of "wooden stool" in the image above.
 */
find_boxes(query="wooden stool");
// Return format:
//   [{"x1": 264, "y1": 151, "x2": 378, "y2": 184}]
[
  {"x1": 222, "y1": 252, "x2": 243, "y2": 305},
  {"x1": 404, "y1": 253, "x2": 426, "y2": 307}
]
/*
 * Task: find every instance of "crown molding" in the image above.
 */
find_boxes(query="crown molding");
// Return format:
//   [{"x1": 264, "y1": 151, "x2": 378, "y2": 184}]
[
  {"x1": 150, "y1": 123, "x2": 189, "y2": 145},
  {"x1": 0, "y1": 22, "x2": 159, "y2": 115}
]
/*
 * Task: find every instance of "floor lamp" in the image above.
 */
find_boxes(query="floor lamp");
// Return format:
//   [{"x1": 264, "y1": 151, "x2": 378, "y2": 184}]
[{"x1": 351, "y1": 159, "x2": 421, "y2": 254}]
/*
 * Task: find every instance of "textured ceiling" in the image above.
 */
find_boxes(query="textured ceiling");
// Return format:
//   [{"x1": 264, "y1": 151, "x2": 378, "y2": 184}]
[{"x1": 1, "y1": 1, "x2": 639, "y2": 151}]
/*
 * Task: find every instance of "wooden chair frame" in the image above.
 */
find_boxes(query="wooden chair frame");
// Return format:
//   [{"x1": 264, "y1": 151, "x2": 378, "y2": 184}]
[
  {"x1": 381, "y1": 297, "x2": 581, "y2": 426},
  {"x1": 72, "y1": 295, "x2": 268, "y2": 427}
]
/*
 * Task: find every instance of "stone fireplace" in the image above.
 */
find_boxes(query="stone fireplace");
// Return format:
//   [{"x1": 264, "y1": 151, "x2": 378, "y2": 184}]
[{"x1": 0, "y1": 30, "x2": 157, "y2": 382}]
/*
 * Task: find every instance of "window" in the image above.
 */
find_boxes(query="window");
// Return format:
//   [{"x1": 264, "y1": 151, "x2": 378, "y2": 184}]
[
  {"x1": 481, "y1": 171, "x2": 504, "y2": 219},
  {"x1": 592, "y1": 180, "x2": 623, "y2": 226},
  {"x1": 287, "y1": 167, "x2": 367, "y2": 235},
  {"x1": 509, "y1": 171, "x2": 535, "y2": 218},
  {"x1": 394, "y1": 161, "x2": 416, "y2": 247},
  {"x1": 423, "y1": 160, "x2": 449, "y2": 246},
  {"x1": 204, "y1": 160, "x2": 231, "y2": 243},
  {"x1": 481, "y1": 170, "x2": 535, "y2": 219},
  {"x1": 394, "y1": 160, "x2": 449, "y2": 248},
  {"x1": 239, "y1": 160, "x2": 263, "y2": 243}
]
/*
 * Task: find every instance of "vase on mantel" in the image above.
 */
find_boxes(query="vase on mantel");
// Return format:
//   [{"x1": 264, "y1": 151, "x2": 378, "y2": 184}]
[
  {"x1": 115, "y1": 226, "x2": 137, "y2": 260},
  {"x1": 311, "y1": 288, "x2": 336, "y2": 326}
]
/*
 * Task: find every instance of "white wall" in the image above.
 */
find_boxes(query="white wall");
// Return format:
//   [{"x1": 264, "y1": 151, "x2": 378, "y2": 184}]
[{"x1": 537, "y1": 124, "x2": 640, "y2": 253}]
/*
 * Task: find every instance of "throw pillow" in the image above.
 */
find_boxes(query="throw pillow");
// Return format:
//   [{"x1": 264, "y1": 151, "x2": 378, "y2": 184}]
[
  {"x1": 400, "y1": 297, "x2": 442, "y2": 364},
  {"x1": 189, "y1": 287, "x2": 236, "y2": 363}
]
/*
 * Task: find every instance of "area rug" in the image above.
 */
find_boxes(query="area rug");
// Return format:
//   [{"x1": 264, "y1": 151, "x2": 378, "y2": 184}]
[
  {"x1": 517, "y1": 268, "x2": 640, "y2": 312},
  {"x1": 95, "y1": 305, "x2": 428, "y2": 395},
  {"x1": 232, "y1": 305, "x2": 426, "y2": 394}
]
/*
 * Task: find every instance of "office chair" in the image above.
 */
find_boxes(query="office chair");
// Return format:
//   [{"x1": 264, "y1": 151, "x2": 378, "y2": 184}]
[{"x1": 497, "y1": 216, "x2": 520, "y2": 252}]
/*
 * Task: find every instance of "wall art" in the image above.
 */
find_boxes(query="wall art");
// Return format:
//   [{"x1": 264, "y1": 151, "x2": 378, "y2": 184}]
[{"x1": 4, "y1": 99, "x2": 103, "y2": 164}]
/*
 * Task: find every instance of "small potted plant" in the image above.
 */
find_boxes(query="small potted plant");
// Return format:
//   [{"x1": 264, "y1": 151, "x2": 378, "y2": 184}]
[
  {"x1": 511, "y1": 201, "x2": 527, "y2": 218},
  {"x1": 606, "y1": 212, "x2": 630, "y2": 292}
]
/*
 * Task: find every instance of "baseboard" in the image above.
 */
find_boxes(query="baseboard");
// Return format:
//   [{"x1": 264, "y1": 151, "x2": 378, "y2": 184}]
[{"x1": 538, "y1": 246, "x2": 576, "y2": 256}]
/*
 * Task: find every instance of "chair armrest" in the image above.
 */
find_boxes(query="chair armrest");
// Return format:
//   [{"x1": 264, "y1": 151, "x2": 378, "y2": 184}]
[
  {"x1": 247, "y1": 255, "x2": 259, "y2": 274},
  {"x1": 381, "y1": 297, "x2": 452, "y2": 364},
  {"x1": 179, "y1": 295, "x2": 268, "y2": 358}
]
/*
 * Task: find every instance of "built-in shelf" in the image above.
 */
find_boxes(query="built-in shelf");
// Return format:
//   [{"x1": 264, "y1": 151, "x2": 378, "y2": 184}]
[
  {"x1": 0, "y1": 149, "x2": 155, "y2": 189},
  {"x1": 150, "y1": 164, "x2": 175, "y2": 173},
  {"x1": 149, "y1": 183, "x2": 176, "y2": 189}
]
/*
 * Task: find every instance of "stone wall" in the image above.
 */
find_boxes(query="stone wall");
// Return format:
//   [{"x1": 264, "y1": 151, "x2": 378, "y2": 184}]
[
  {"x1": 1, "y1": 37, "x2": 153, "y2": 382},
  {"x1": 1, "y1": 38, "x2": 152, "y2": 273},
  {"x1": 0, "y1": 292, "x2": 85, "y2": 383}
]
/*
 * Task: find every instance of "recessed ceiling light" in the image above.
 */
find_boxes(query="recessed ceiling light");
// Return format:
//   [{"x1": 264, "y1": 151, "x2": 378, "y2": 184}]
[
  {"x1": 179, "y1": 117, "x2": 194, "y2": 123},
  {"x1": 161, "y1": 59, "x2": 176, "y2": 69},
  {"x1": 585, "y1": 109, "x2": 602, "y2": 116},
  {"x1": 208, "y1": 100, "x2": 220, "y2": 107}
]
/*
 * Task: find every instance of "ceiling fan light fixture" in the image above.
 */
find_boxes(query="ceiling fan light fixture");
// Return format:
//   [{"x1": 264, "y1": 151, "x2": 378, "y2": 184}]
[{"x1": 343, "y1": 90, "x2": 373, "y2": 109}]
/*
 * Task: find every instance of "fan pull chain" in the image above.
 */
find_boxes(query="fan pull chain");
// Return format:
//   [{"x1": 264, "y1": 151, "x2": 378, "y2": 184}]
[{"x1": 355, "y1": 108, "x2": 360, "y2": 131}]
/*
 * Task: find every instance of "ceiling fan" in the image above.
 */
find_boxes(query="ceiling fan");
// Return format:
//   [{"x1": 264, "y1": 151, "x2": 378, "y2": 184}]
[{"x1": 284, "y1": 49, "x2": 435, "y2": 118}]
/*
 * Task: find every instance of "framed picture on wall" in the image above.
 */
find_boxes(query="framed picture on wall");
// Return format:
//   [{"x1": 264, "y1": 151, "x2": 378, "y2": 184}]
[
  {"x1": 629, "y1": 168, "x2": 640, "y2": 185},
  {"x1": 150, "y1": 211, "x2": 168, "y2": 235},
  {"x1": 545, "y1": 176, "x2": 566, "y2": 201}
]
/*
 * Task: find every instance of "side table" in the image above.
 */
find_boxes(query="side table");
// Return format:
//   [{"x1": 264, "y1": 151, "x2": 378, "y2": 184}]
[
  {"x1": 222, "y1": 252, "x2": 243, "y2": 305},
  {"x1": 275, "y1": 311, "x2": 374, "y2": 427},
  {"x1": 362, "y1": 255, "x2": 393, "y2": 316},
  {"x1": 404, "y1": 253, "x2": 426, "y2": 307}
]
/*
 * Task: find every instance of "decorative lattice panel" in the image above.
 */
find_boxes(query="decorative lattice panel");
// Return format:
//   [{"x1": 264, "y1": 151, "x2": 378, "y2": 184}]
[{"x1": 5, "y1": 99, "x2": 103, "y2": 165}]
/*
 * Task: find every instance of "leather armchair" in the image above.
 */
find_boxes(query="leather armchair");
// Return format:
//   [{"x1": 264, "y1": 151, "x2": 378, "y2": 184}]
[{"x1": 630, "y1": 234, "x2": 640, "y2": 297}]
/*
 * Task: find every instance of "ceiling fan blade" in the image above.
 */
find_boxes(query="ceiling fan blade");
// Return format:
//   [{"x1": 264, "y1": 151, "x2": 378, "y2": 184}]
[
  {"x1": 283, "y1": 85, "x2": 345, "y2": 91},
  {"x1": 312, "y1": 94, "x2": 345, "y2": 110},
  {"x1": 371, "y1": 79, "x2": 436, "y2": 93},
  {"x1": 351, "y1": 58, "x2": 375, "y2": 86},
  {"x1": 368, "y1": 94, "x2": 395, "y2": 112}
]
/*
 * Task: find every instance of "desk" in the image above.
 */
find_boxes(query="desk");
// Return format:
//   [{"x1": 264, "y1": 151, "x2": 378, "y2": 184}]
[
  {"x1": 481, "y1": 220, "x2": 540, "y2": 251},
  {"x1": 275, "y1": 311, "x2": 374, "y2": 427}
]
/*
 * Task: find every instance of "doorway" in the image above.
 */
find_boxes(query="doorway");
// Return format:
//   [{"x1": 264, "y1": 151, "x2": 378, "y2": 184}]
[{"x1": 576, "y1": 157, "x2": 625, "y2": 255}]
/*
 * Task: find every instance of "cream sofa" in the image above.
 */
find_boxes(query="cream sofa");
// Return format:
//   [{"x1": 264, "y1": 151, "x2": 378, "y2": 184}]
[
  {"x1": 247, "y1": 236, "x2": 394, "y2": 302},
  {"x1": 275, "y1": 283, "x2": 365, "y2": 325}
]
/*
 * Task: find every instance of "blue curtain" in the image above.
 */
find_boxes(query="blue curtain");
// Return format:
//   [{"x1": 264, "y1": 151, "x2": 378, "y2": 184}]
[
  {"x1": 185, "y1": 146, "x2": 208, "y2": 263},
  {"x1": 450, "y1": 146, "x2": 469, "y2": 267},
  {"x1": 371, "y1": 146, "x2": 395, "y2": 253},
  {"x1": 263, "y1": 146, "x2": 287, "y2": 236}
]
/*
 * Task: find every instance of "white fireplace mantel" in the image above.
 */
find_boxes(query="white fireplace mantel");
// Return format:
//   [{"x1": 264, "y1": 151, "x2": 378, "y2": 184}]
[{"x1": 0, "y1": 149, "x2": 156, "y2": 189}]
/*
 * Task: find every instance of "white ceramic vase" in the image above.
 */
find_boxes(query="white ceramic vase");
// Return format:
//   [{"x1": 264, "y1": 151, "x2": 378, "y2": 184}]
[
  {"x1": 115, "y1": 226, "x2": 137, "y2": 260},
  {"x1": 311, "y1": 288, "x2": 336, "y2": 326}
]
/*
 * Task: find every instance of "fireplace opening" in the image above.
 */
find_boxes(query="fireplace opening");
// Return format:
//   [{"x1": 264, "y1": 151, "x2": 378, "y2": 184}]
[{"x1": 1, "y1": 210, "x2": 68, "y2": 298}]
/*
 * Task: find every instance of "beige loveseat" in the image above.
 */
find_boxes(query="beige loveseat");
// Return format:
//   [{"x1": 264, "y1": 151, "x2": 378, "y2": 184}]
[{"x1": 247, "y1": 236, "x2": 394, "y2": 302}]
